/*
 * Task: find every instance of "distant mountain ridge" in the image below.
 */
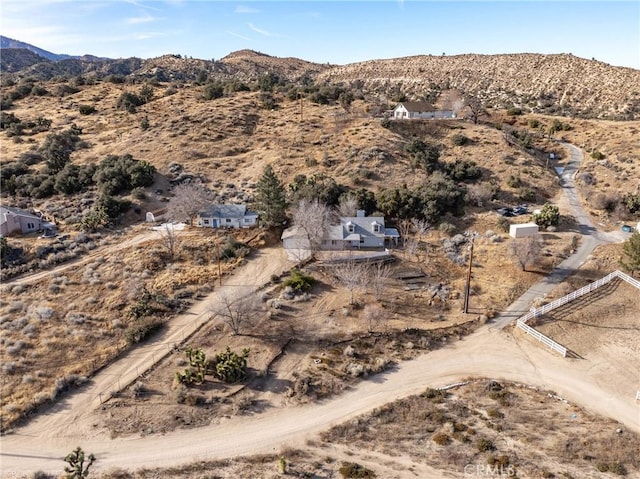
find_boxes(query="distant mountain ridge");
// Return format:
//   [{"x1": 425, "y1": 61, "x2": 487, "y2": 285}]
[
  {"x1": 0, "y1": 36, "x2": 107, "y2": 63},
  {"x1": 1, "y1": 37, "x2": 639, "y2": 120},
  {"x1": 0, "y1": 36, "x2": 72, "y2": 61}
]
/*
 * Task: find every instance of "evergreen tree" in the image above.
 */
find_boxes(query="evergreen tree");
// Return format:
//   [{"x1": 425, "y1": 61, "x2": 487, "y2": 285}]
[
  {"x1": 621, "y1": 231, "x2": 640, "y2": 275},
  {"x1": 255, "y1": 165, "x2": 287, "y2": 228}
]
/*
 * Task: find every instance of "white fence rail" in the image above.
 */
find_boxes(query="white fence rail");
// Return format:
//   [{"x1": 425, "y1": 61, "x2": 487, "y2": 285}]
[
  {"x1": 516, "y1": 319, "x2": 567, "y2": 356},
  {"x1": 518, "y1": 270, "x2": 639, "y2": 325},
  {"x1": 514, "y1": 270, "x2": 639, "y2": 359},
  {"x1": 636, "y1": 390, "x2": 640, "y2": 401}
]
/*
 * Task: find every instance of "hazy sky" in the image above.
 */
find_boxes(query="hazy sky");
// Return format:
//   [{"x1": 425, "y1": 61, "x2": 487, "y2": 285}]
[{"x1": 1, "y1": 0, "x2": 638, "y2": 69}]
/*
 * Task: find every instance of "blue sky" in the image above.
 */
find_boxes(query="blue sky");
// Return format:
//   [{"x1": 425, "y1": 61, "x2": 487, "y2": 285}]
[{"x1": 1, "y1": 1, "x2": 638, "y2": 69}]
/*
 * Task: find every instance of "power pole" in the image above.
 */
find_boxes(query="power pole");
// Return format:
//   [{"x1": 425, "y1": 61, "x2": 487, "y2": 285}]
[{"x1": 463, "y1": 238, "x2": 474, "y2": 314}]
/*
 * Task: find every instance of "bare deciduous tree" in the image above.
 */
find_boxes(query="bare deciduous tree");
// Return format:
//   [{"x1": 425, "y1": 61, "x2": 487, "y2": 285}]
[
  {"x1": 363, "y1": 303, "x2": 390, "y2": 333},
  {"x1": 337, "y1": 195, "x2": 359, "y2": 218},
  {"x1": 403, "y1": 219, "x2": 429, "y2": 263},
  {"x1": 167, "y1": 182, "x2": 214, "y2": 225},
  {"x1": 209, "y1": 288, "x2": 261, "y2": 335},
  {"x1": 509, "y1": 234, "x2": 543, "y2": 272},
  {"x1": 465, "y1": 95, "x2": 488, "y2": 124},
  {"x1": 369, "y1": 261, "x2": 392, "y2": 301},
  {"x1": 292, "y1": 198, "x2": 333, "y2": 256},
  {"x1": 333, "y1": 259, "x2": 369, "y2": 305},
  {"x1": 157, "y1": 223, "x2": 180, "y2": 261}
]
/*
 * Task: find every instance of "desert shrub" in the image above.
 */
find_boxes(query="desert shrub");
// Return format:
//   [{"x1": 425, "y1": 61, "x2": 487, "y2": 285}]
[
  {"x1": 475, "y1": 438, "x2": 495, "y2": 452},
  {"x1": 93, "y1": 154, "x2": 155, "y2": 195},
  {"x1": 54, "y1": 84, "x2": 80, "y2": 97},
  {"x1": 506, "y1": 175, "x2": 523, "y2": 188},
  {"x1": 202, "y1": 82, "x2": 224, "y2": 100},
  {"x1": 116, "y1": 91, "x2": 145, "y2": 113},
  {"x1": 518, "y1": 187, "x2": 536, "y2": 202},
  {"x1": 433, "y1": 432, "x2": 451, "y2": 445},
  {"x1": 218, "y1": 236, "x2": 250, "y2": 260},
  {"x1": 506, "y1": 107, "x2": 523, "y2": 116},
  {"x1": 422, "y1": 387, "x2": 447, "y2": 402},
  {"x1": 39, "y1": 125, "x2": 83, "y2": 174},
  {"x1": 405, "y1": 137, "x2": 441, "y2": 173},
  {"x1": 438, "y1": 222, "x2": 457, "y2": 236},
  {"x1": 622, "y1": 192, "x2": 640, "y2": 214},
  {"x1": 528, "y1": 119, "x2": 541, "y2": 128},
  {"x1": 78, "y1": 104, "x2": 96, "y2": 115},
  {"x1": 339, "y1": 462, "x2": 376, "y2": 478},
  {"x1": 591, "y1": 150, "x2": 605, "y2": 160},
  {"x1": 124, "y1": 317, "x2": 163, "y2": 344},
  {"x1": 442, "y1": 159, "x2": 481, "y2": 181},
  {"x1": 451, "y1": 133, "x2": 470, "y2": 146},
  {"x1": 284, "y1": 269, "x2": 316, "y2": 292}
]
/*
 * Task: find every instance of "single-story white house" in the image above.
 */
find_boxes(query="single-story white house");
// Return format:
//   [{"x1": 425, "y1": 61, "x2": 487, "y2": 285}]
[
  {"x1": 509, "y1": 223, "x2": 539, "y2": 238},
  {"x1": 282, "y1": 210, "x2": 400, "y2": 252},
  {"x1": 393, "y1": 102, "x2": 456, "y2": 120},
  {"x1": 196, "y1": 204, "x2": 258, "y2": 229},
  {"x1": 0, "y1": 206, "x2": 56, "y2": 236}
]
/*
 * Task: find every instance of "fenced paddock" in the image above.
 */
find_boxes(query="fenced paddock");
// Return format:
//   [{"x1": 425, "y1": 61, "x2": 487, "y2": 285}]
[
  {"x1": 515, "y1": 270, "x2": 640, "y2": 357},
  {"x1": 516, "y1": 270, "x2": 640, "y2": 403}
]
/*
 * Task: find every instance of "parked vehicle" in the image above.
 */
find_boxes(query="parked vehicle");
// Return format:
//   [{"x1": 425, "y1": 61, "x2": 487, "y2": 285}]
[{"x1": 621, "y1": 225, "x2": 634, "y2": 233}]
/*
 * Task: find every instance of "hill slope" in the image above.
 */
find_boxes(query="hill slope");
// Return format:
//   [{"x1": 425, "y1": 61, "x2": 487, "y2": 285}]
[{"x1": 319, "y1": 53, "x2": 640, "y2": 119}]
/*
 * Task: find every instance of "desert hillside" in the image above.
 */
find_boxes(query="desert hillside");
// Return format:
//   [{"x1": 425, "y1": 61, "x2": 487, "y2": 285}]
[
  {"x1": 2, "y1": 46, "x2": 640, "y2": 120},
  {"x1": 319, "y1": 53, "x2": 640, "y2": 119}
]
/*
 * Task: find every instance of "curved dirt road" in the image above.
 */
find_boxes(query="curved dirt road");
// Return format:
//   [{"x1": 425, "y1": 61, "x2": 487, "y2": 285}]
[{"x1": 1, "y1": 143, "x2": 635, "y2": 477}]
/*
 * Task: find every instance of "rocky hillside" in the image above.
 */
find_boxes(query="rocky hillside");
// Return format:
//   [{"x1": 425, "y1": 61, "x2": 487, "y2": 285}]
[
  {"x1": 1, "y1": 44, "x2": 639, "y2": 119},
  {"x1": 319, "y1": 53, "x2": 640, "y2": 119}
]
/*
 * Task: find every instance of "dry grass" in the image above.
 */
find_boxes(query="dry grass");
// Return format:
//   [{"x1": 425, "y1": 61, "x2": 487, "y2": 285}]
[{"x1": 321, "y1": 379, "x2": 640, "y2": 478}]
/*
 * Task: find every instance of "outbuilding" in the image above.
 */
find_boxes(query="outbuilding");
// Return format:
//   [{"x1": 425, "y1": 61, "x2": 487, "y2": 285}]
[{"x1": 509, "y1": 223, "x2": 539, "y2": 238}]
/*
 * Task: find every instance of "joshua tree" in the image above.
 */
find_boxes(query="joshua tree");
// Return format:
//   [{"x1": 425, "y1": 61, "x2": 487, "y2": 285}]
[{"x1": 63, "y1": 447, "x2": 95, "y2": 479}]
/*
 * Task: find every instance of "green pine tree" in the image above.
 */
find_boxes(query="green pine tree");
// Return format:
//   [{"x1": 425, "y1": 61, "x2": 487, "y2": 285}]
[
  {"x1": 255, "y1": 165, "x2": 287, "y2": 228},
  {"x1": 621, "y1": 231, "x2": 640, "y2": 275}
]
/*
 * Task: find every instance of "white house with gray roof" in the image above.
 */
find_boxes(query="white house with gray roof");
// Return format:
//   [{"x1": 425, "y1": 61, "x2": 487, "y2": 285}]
[
  {"x1": 196, "y1": 204, "x2": 258, "y2": 229},
  {"x1": 282, "y1": 210, "x2": 399, "y2": 252}
]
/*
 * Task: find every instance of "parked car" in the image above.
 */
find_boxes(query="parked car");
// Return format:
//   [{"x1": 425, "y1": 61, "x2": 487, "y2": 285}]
[
  {"x1": 512, "y1": 205, "x2": 528, "y2": 215},
  {"x1": 621, "y1": 225, "x2": 634, "y2": 233},
  {"x1": 497, "y1": 207, "x2": 514, "y2": 217}
]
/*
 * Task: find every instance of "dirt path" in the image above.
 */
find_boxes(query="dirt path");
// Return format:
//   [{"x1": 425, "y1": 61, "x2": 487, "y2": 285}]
[
  {"x1": 492, "y1": 141, "x2": 626, "y2": 329},
  {"x1": 2, "y1": 325, "x2": 638, "y2": 476}
]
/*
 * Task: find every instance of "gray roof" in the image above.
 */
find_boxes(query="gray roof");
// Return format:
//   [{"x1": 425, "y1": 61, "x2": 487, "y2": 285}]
[
  {"x1": 197, "y1": 204, "x2": 257, "y2": 219},
  {"x1": 325, "y1": 216, "x2": 387, "y2": 241},
  {"x1": 395, "y1": 101, "x2": 435, "y2": 113},
  {"x1": 0, "y1": 206, "x2": 42, "y2": 221}
]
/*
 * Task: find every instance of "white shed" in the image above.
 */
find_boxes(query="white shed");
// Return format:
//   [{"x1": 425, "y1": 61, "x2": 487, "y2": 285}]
[{"x1": 509, "y1": 223, "x2": 539, "y2": 238}]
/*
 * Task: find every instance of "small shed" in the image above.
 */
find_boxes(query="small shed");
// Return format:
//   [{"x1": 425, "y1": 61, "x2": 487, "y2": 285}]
[{"x1": 509, "y1": 223, "x2": 539, "y2": 238}]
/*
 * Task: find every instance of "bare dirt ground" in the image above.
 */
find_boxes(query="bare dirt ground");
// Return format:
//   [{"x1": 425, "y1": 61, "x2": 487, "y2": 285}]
[{"x1": 532, "y1": 277, "x2": 640, "y2": 406}]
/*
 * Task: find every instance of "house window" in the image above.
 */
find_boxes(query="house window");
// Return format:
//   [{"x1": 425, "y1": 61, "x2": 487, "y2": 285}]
[
  {"x1": 203, "y1": 219, "x2": 210, "y2": 225},
  {"x1": 27, "y1": 222, "x2": 34, "y2": 229},
  {"x1": 347, "y1": 222, "x2": 355, "y2": 233},
  {"x1": 360, "y1": 238, "x2": 365, "y2": 244},
  {"x1": 373, "y1": 224, "x2": 381, "y2": 233},
  {"x1": 226, "y1": 218, "x2": 231, "y2": 223}
]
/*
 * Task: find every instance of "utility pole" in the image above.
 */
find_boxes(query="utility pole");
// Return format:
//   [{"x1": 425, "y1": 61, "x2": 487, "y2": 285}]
[{"x1": 463, "y1": 238, "x2": 474, "y2": 314}]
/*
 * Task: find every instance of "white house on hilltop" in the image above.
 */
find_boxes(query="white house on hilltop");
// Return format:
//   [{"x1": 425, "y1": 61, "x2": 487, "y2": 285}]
[
  {"x1": 393, "y1": 102, "x2": 456, "y2": 120},
  {"x1": 196, "y1": 204, "x2": 258, "y2": 229}
]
